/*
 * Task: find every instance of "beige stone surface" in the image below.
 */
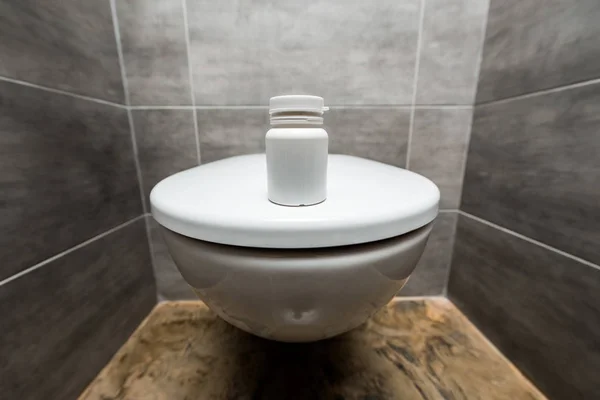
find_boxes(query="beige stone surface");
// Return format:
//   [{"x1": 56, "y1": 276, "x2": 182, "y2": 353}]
[{"x1": 80, "y1": 298, "x2": 546, "y2": 400}]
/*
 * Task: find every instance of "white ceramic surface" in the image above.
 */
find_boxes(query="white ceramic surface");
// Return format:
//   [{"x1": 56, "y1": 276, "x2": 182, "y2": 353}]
[
  {"x1": 160, "y1": 222, "x2": 433, "y2": 342},
  {"x1": 151, "y1": 154, "x2": 439, "y2": 249}
]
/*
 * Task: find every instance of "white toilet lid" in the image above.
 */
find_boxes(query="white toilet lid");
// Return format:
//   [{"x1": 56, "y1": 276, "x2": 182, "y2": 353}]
[{"x1": 150, "y1": 154, "x2": 439, "y2": 249}]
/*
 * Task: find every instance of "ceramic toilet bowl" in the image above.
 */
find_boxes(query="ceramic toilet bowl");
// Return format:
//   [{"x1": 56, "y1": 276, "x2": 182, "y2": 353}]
[
  {"x1": 160, "y1": 222, "x2": 432, "y2": 342},
  {"x1": 151, "y1": 154, "x2": 440, "y2": 342}
]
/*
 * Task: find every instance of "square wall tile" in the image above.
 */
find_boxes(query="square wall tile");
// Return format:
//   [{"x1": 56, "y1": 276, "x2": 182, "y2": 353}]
[
  {"x1": 187, "y1": 0, "x2": 420, "y2": 105},
  {"x1": 0, "y1": 81, "x2": 142, "y2": 281},
  {"x1": 117, "y1": 0, "x2": 192, "y2": 106},
  {"x1": 416, "y1": 0, "x2": 488, "y2": 105},
  {"x1": 0, "y1": 0, "x2": 124, "y2": 103},
  {"x1": 0, "y1": 219, "x2": 156, "y2": 400},
  {"x1": 448, "y1": 215, "x2": 600, "y2": 399},
  {"x1": 463, "y1": 82, "x2": 600, "y2": 265},
  {"x1": 326, "y1": 108, "x2": 410, "y2": 168},
  {"x1": 133, "y1": 109, "x2": 198, "y2": 209},
  {"x1": 409, "y1": 108, "x2": 472, "y2": 209},
  {"x1": 400, "y1": 212, "x2": 457, "y2": 296},
  {"x1": 148, "y1": 217, "x2": 196, "y2": 301},
  {"x1": 197, "y1": 108, "x2": 269, "y2": 163},
  {"x1": 477, "y1": 0, "x2": 600, "y2": 102}
]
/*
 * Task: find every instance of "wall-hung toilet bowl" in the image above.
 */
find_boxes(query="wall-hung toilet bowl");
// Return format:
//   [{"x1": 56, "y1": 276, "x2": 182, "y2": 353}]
[{"x1": 151, "y1": 154, "x2": 439, "y2": 342}]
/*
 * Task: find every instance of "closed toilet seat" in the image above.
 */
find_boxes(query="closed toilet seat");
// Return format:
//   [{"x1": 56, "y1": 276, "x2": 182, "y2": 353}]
[{"x1": 151, "y1": 154, "x2": 440, "y2": 249}]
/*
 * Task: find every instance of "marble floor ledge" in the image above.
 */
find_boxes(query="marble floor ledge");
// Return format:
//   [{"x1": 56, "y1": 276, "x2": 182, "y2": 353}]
[{"x1": 79, "y1": 297, "x2": 546, "y2": 400}]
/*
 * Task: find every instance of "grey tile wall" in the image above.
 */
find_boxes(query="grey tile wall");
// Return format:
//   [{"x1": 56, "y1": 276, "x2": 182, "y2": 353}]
[
  {"x1": 416, "y1": 0, "x2": 488, "y2": 105},
  {"x1": 401, "y1": 212, "x2": 457, "y2": 296},
  {"x1": 0, "y1": 219, "x2": 156, "y2": 400},
  {"x1": 186, "y1": 0, "x2": 420, "y2": 105},
  {"x1": 462, "y1": 82, "x2": 600, "y2": 265},
  {"x1": 0, "y1": 80, "x2": 142, "y2": 281},
  {"x1": 450, "y1": 1, "x2": 600, "y2": 396},
  {"x1": 448, "y1": 215, "x2": 600, "y2": 399},
  {"x1": 0, "y1": 0, "x2": 124, "y2": 103},
  {"x1": 409, "y1": 108, "x2": 472, "y2": 209},
  {"x1": 327, "y1": 108, "x2": 411, "y2": 167},
  {"x1": 116, "y1": 0, "x2": 192, "y2": 105},
  {"x1": 0, "y1": 3, "x2": 158, "y2": 398},
  {"x1": 477, "y1": 0, "x2": 600, "y2": 103},
  {"x1": 133, "y1": 109, "x2": 198, "y2": 209}
]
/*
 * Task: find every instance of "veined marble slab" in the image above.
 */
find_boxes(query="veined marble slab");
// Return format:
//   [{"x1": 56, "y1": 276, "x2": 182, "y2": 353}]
[{"x1": 80, "y1": 298, "x2": 545, "y2": 400}]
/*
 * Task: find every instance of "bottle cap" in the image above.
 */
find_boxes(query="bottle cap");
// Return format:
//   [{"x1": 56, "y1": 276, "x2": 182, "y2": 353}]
[{"x1": 269, "y1": 95, "x2": 329, "y2": 115}]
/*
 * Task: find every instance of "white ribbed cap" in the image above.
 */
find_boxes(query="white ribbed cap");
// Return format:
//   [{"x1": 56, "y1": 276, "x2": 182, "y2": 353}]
[{"x1": 269, "y1": 95, "x2": 329, "y2": 114}]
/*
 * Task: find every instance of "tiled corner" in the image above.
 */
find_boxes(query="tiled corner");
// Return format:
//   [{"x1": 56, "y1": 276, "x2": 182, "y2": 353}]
[
  {"x1": 400, "y1": 212, "x2": 457, "y2": 296},
  {"x1": 416, "y1": 0, "x2": 489, "y2": 105},
  {"x1": 0, "y1": 0, "x2": 124, "y2": 103},
  {"x1": 186, "y1": 0, "x2": 420, "y2": 105},
  {"x1": 147, "y1": 217, "x2": 196, "y2": 301},
  {"x1": 448, "y1": 215, "x2": 600, "y2": 399},
  {"x1": 0, "y1": 80, "x2": 142, "y2": 281},
  {"x1": 116, "y1": 0, "x2": 192, "y2": 106},
  {"x1": 409, "y1": 108, "x2": 472, "y2": 209},
  {"x1": 0, "y1": 219, "x2": 156, "y2": 400},
  {"x1": 476, "y1": 0, "x2": 600, "y2": 103},
  {"x1": 133, "y1": 109, "x2": 198, "y2": 209},
  {"x1": 326, "y1": 108, "x2": 410, "y2": 168},
  {"x1": 463, "y1": 82, "x2": 600, "y2": 265},
  {"x1": 196, "y1": 108, "x2": 269, "y2": 163}
]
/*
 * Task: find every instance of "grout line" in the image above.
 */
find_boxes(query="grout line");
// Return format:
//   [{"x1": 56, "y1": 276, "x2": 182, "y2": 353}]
[
  {"x1": 0, "y1": 75, "x2": 126, "y2": 109},
  {"x1": 109, "y1": 0, "x2": 131, "y2": 107},
  {"x1": 327, "y1": 104, "x2": 410, "y2": 109},
  {"x1": 111, "y1": 0, "x2": 159, "y2": 303},
  {"x1": 143, "y1": 211, "x2": 158, "y2": 295},
  {"x1": 405, "y1": 0, "x2": 427, "y2": 170},
  {"x1": 438, "y1": 209, "x2": 459, "y2": 213},
  {"x1": 441, "y1": 214, "x2": 460, "y2": 297},
  {"x1": 110, "y1": 0, "x2": 153, "y2": 281},
  {"x1": 126, "y1": 110, "x2": 147, "y2": 213},
  {"x1": 455, "y1": 110, "x2": 474, "y2": 212},
  {"x1": 117, "y1": 105, "x2": 474, "y2": 110},
  {"x1": 477, "y1": 76, "x2": 600, "y2": 108},
  {"x1": 132, "y1": 105, "x2": 402, "y2": 109},
  {"x1": 110, "y1": 0, "x2": 147, "y2": 215},
  {"x1": 460, "y1": 211, "x2": 600, "y2": 272},
  {"x1": 181, "y1": 0, "x2": 201, "y2": 164},
  {"x1": 444, "y1": 118, "x2": 475, "y2": 297},
  {"x1": 194, "y1": 105, "x2": 269, "y2": 109},
  {"x1": 469, "y1": 0, "x2": 491, "y2": 105},
  {"x1": 143, "y1": 215, "x2": 157, "y2": 273},
  {"x1": 414, "y1": 104, "x2": 472, "y2": 109},
  {"x1": 130, "y1": 105, "x2": 196, "y2": 110},
  {"x1": 0, "y1": 216, "x2": 145, "y2": 288}
]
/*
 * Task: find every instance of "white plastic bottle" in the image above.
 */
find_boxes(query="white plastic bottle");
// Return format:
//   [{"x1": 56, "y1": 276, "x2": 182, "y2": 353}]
[{"x1": 266, "y1": 95, "x2": 329, "y2": 206}]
